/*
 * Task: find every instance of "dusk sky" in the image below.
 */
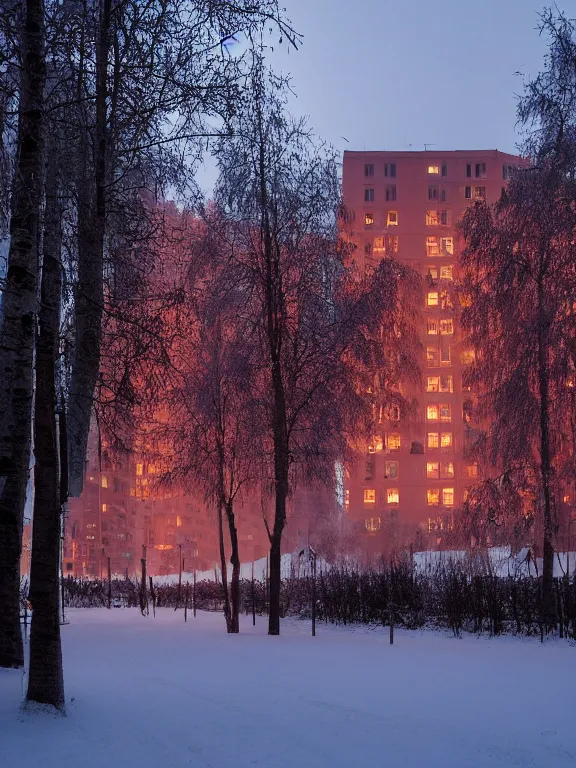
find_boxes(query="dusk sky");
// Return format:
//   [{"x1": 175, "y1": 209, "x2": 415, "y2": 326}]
[{"x1": 198, "y1": 0, "x2": 550, "y2": 192}]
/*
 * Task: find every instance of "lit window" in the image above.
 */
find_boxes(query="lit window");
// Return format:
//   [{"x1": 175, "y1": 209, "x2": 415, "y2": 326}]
[
  {"x1": 385, "y1": 235, "x2": 398, "y2": 253},
  {"x1": 386, "y1": 185, "x2": 397, "y2": 201},
  {"x1": 365, "y1": 188, "x2": 374, "y2": 202},
  {"x1": 387, "y1": 488, "x2": 399, "y2": 505},
  {"x1": 563, "y1": 494, "x2": 570, "y2": 503},
  {"x1": 365, "y1": 213, "x2": 374, "y2": 226},
  {"x1": 474, "y1": 186, "x2": 485, "y2": 200},
  {"x1": 440, "y1": 319, "x2": 453, "y2": 335},
  {"x1": 102, "y1": 503, "x2": 107, "y2": 512},
  {"x1": 460, "y1": 350, "x2": 475, "y2": 365},
  {"x1": 427, "y1": 432, "x2": 439, "y2": 449},
  {"x1": 427, "y1": 291, "x2": 439, "y2": 307},
  {"x1": 427, "y1": 462, "x2": 439, "y2": 479},
  {"x1": 427, "y1": 319, "x2": 438, "y2": 335},
  {"x1": 427, "y1": 265, "x2": 438, "y2": 279},
  {"x1": 385, "y1": 461, "x2": 399, "y2": 479},
  {"x1": 440, "y1": 237, "x2": 454, "y2": 254},
  {"x1": 427, "y1": 376, "x2": 440, "y2": 393},
  {"x1": 387, "y1": 433, "x2": 401, "y2": 451},
  {"x1": 427, "y1": 405, "x2": 439, "y2": 421},
  {"x1": 428, "y1": 185, "x2": 438, "y2": 200},
  {"x1": 373, "y1": 436, "x2": 383, "y2": 452},
  {"x1": 101, "y1": 476, "x2": 108, "y2": 488},
  {"x1": 440, "y1": 375, "x2": 453, "y2": 393},
  {"x1": 440, "y1": 265, "x2": 453, "y2": 280},
  {"x1": 427, "y1": 488, "x2": 440, "y2": 506},
  {"x1": 441, "y1": 462, "x2": 454, "y2": 479},
  {"x1": 136, "y1": 463, "x2": 143, "y2": 476},
  {"x1": 442, "y1": 488, "x2": 455, "y2": 506},
  {"x1": 387, "y1": 211, "x2": 398, "y2": 226},
  {"x1": 428, "y1": 165, "x2": 439, "y2": 175},
  {"x1": 365, "y1": 517, "x2": 381, "y2": 532},
  {"x1": 345, "y1": 489, "x2": 350, "y2": 510},
  {"x1": 364, "y1": 489, "x2": 376, "y2": 504},
  {"x1": 440, "y1": 433, "x2": 453, "y2": 448},
  {"x1": 365, "y1": 163, "x2": 374, "y2": 177},
  {"x1": 440, "y1": 346, "x2": 451, "y2": 364},
  {"x1": 427, "y1": 346, "x2": 440, "y2": 366},
  {"x1": 176, "y1": 516, "x2": 182, "y2": 527},
  {"x1": 426, "y1": 211, "x2": 439, "y2": 226},
  {"x1": 426, "y1": 236, "x2": 439, "y2": 256},
  {"x1": 465, "y1": 186, "x2": 472, "y2": 199},
  {"x1": 384, "y1": 163, "x2": 396, "y2": 178},
  {"x1": 439, "y1": 404, "x2": 452, "y2": 422},
  {"x1": 475, "y1": 162, "x2": 486, "y2": 178},
  {"x1": 466, "y1": 463, "x2": 478, "y2": 478}
]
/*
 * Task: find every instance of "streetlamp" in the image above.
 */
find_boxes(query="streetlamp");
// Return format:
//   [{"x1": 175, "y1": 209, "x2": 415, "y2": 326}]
[{"x1": 299, "y1": 546, "x2": 317, "y2": 637}]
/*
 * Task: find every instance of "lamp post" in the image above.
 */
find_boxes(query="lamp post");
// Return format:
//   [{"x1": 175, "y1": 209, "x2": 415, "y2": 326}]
[{"x1": 299, "y1": 546, "x2": 317, "y2": 637}]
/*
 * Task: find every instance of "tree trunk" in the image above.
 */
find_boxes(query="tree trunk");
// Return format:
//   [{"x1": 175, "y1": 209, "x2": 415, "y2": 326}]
[
  {"x1": 225, "y1": 501, "x2": 240, "y2": 633},
  {"x1": 537, "y1": 281, "x2": 556, "y2": 627},
  {"x1": 268, "y1": 532, "x2": 283, "y2": 635},
  {"x1": 68, "y1": 0, "x2": 110, "y2": 497},
  {"x1": 0, "y1": 0, "x2": 46, "y2": 669},
  {"x1": 216, "y1": 501, "x2": 232, "y2": 631},
  {"x1": 26, "y1": 147, "x2": 65, "y2": 711}
]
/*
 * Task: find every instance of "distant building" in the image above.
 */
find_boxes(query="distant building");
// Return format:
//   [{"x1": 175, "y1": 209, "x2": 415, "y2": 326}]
[{"x1": 342, "y1": 149, "x2": 523, "y2": 551}]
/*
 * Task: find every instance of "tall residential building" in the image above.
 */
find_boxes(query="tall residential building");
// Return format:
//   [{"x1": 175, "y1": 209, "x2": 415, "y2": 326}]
[{"x1": 342, "y1": 149, "x2": 523, "y2": 551}]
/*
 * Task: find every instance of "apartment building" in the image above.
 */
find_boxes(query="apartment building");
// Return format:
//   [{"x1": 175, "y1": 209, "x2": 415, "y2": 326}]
[{"x1": 342, "y1": 149, "x2": 523, "y2": 550}]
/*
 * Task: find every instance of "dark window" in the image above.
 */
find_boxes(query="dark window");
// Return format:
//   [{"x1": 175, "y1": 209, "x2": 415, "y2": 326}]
[
  {"x1": 475, "y1": 162, "x2": 486, "y2": 178},
  {"x1": 365, "y1": 163, "x2": 374, "y2": 177},
  {"x1": 441, "y1": 210, "x2": 448, "y2": 225},
  {"x1": 428, "y1": 185, "x2": 438, "y2": 200},
  {"x1": 385, "y1": 163, "x2": 397, "y2": 178},
  {"x1": 465, "y1": 186, "x2": 472, "y2": 199},
  {"x1": 441, "y1": 163, "x2": 448, "y2": 177},
  {"x1": 386, "y1": 185, "x2": 397, "y2": 201},
  {"x1": 466, "y1": 163, "x2": 472, "y2": 178},
  {"x1": 441, "y1": 189, "x2": 447, "y2": 202},
  {"x1": 364, "y1": 188, "x2": 374, "y2": 202}
]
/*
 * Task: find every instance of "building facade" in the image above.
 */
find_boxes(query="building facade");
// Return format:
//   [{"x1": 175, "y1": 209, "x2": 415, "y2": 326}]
[{"x1": 342, "y1": 149, "x2": 522, "y2": 550}]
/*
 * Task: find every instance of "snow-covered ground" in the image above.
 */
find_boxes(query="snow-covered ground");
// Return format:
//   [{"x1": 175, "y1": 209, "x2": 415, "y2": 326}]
[{"x1": 1, "y1": 609, "x2": 575, "y2": 768}]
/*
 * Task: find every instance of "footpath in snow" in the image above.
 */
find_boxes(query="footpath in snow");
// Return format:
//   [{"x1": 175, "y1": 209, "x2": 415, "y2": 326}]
[{"x1": 1, "y1": 608, "x2": 575, "y2": 768}]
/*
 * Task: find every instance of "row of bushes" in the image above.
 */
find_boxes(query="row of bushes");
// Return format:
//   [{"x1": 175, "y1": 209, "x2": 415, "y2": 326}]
[{"x1": 58, "y1": 562, "x2": 576, "y2": 639}]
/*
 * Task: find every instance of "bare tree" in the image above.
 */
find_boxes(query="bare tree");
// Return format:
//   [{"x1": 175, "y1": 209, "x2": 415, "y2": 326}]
[
  {"x1": 213, "y1": 65, "x2": 420, "y2": 635},
  {"x1": 26, "y1": 135, "x2": 65, "y2": 710},
  {"x1": 0, "y1": 0, "x2": 46, "y2": 669},
  {"x1": 459, "y1": 165, "x2": 576, "y2": 625}
]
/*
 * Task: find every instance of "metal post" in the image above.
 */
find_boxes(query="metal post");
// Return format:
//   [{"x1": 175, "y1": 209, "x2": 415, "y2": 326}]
[
  {"x1": 251, "y1": 558, "x2": 256, "y2": 626},
  {"x1": 311, "y1": 549, "x2": 317, "y2": 638},
  {"x1": 107, "y1": 555, "x2": 112, "y2": 609},
  {"x1": 193, "y1": 565, "x2": 197, "y2": 617},
  {"x1": 177, "y1": 543, "x2": 182, "y2": 610}
]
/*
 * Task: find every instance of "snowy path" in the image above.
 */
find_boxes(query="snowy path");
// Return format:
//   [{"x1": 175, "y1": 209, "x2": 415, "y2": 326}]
[{"x1": 1, "y1": 609, "x2": 575, "y2": 768}]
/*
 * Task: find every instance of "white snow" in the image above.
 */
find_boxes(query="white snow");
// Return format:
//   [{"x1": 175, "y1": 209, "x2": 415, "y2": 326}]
[
  {"x1": 1, "y1": 608, "x2": 575, "y2": 767},
  {"x1": 414, "y1": 547, "x2": 576, "y2": 578}
]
